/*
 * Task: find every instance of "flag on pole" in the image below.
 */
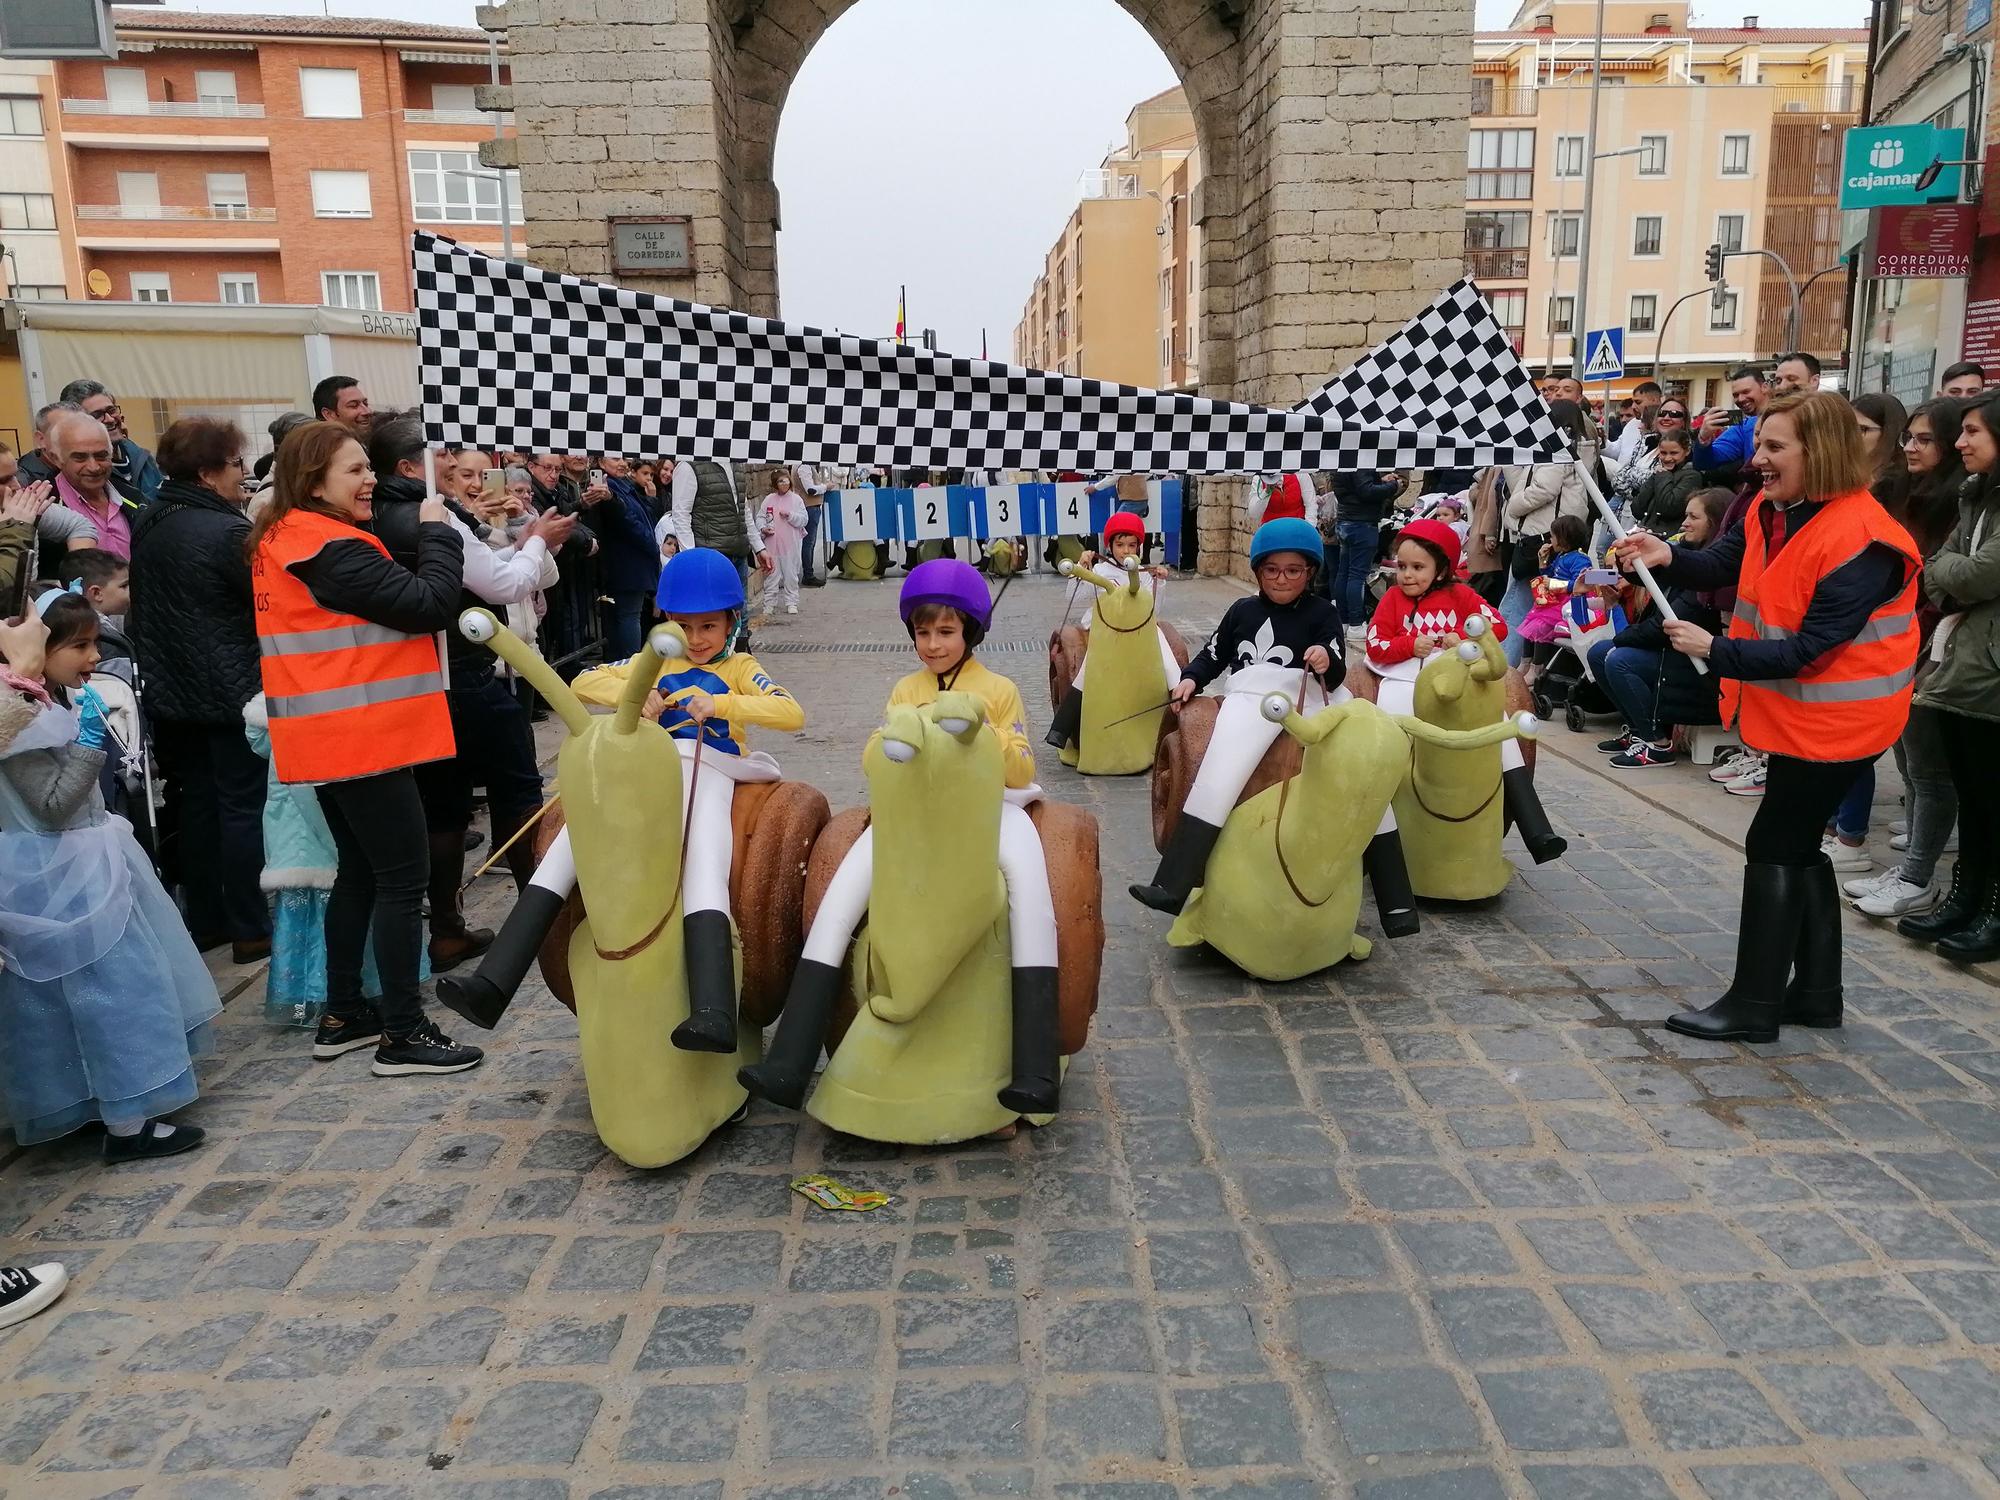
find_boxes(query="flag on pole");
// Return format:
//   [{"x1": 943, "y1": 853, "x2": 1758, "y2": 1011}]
[
  {"x1": 895, "y1": 285, "x2": 906, "y2": 345},
  {"x1": 981, "y1": 328, "x2": 988, "y2": 361},
  {"x1": 414, "y1": 233, "x2": 1573, "y2": 473}
]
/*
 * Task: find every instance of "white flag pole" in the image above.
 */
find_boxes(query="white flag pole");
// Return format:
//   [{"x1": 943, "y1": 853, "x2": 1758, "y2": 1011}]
[{"x1": 1573, "y1": 461, "x2": 1709, "y2": 677}]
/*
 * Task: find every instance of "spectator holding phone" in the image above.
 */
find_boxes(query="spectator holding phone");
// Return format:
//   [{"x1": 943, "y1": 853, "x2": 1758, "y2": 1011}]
[
  {"x1": 590, "y1": 454, "x2": 665, "y2": 657},
  {"x1": 1691, "y1": 366, "x2": 1772, "y2": 480}
]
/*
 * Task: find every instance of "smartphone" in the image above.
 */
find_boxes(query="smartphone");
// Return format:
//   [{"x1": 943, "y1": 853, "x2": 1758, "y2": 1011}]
[
  {"x1": 3, "y1": 561, "x2": 31, "y2": 626},
  {"x1": 481, "y1": 467, "x2": 506, "y2": 508},
  {"x1": 588, "y1": 467, "x2": 606, "y2": 491},
  {"x1": 1579, "y1": 568, "x2": 1621, "y2": 587}
]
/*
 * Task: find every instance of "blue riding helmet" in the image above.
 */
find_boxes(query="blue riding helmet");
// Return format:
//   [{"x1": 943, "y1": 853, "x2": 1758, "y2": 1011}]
[
  {"x1": 1249, "y1": 517, "x2": 1324, "y2": 571},
  {"x1": 656, "y1": 546, "x2": 745, "y2": 615}
]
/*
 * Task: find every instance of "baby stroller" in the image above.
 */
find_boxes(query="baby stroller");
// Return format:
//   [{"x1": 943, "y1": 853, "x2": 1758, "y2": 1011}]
[{"x1": 1528, "y1": 593, "x2": 1620, "y2": 733}]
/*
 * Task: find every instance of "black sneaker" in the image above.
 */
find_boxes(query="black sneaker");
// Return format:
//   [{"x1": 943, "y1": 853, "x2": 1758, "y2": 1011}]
[
  {"x1": 0, "y1": 1262, "x2": 67, "y2": 1329},
  {"x1": 1609, "y1": 740, "x2": 1678, "y2": 770},
  {"x1": 373, "y1": 1018, "x2": 484, "y2": 1077},
  {"x1": 1596, "y1": 730, "x2": 1632, "y2": 755},
  {"x1": 103, "y1": 1120, "x2": 206, "y2": 1163},
  {"x1": 313, "y1": 1008, "x2": 382, "y2": 1060}
]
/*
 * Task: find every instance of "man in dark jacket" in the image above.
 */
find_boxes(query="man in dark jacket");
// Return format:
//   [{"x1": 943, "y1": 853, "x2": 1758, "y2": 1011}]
[
  {"x1": 593, "y1": 455, "x2": 662, "y2": 658},
  {"x1": 128, "y1": 421, "x2": 269, "y2": 960},
  {"x1": 1328, "y1": 469, "x2": 1406, "y2": 631},
  {"x1": 525, "y1": 453, "x2": 599, "y2": 680},
  {"x1": 368, "y1": 415, "x2": 571, "y2": 971}
]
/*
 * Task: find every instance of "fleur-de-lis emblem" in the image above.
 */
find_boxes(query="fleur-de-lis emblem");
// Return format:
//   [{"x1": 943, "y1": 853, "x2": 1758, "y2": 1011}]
[{"x1": 1236, "y1": 618, "x2": 1294, "y2": 669}]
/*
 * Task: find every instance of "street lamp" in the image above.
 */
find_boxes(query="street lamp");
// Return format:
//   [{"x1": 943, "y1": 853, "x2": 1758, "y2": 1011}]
[{"x1": 1913, "y1": 157, "x2": 1980, "y2": 194}]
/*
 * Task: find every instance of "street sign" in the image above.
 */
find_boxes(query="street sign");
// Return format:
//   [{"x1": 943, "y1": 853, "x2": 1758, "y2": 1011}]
[
  {"x1": 1582, "y1": 327, "x2": 1624, "y2": 382},
  {"x1": 1839, "y1": 125, "x2": 1965, "y2": 210},
  {"x1": 1865, "y1": 204, "x2": 1975, "y2": 278}
]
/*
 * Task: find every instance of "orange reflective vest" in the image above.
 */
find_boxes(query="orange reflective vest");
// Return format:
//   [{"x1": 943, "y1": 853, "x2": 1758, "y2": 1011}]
[
  {"x1": 1719, "y1": 489, "x2": 1919, "y2": 763},
  {"x1": 253, "y1": 508, "x2": 454, "y2": 785}
]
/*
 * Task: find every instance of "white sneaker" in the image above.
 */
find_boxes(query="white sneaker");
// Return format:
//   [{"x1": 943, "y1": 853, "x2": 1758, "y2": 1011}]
[
  {"x1": 1890, "y1": 818, "x2": 1909, "y2": 837},
  {"x1": 1889, "y1": 830, "x2": 1957, "y2": 853},
  {"x1": 1709, "y1": 748, "x2": 1757, "y2": 784},
  {"x1": 785, "y1": 604, "x2": 798, "y2": 615},
  {"x1": 1819, "y1": 835, "x2": 1873, "y2": 873},
  {"x1": 1856, "y1": 877, "x2": 1940, "y2": 918},
  {"x1": 1843, "y1": 868, "x2": 1898, "y2": 900},
  {"x1": 1724, "y1": 759, "x2": 1767, "y2": 796},
  {"x1": 0, "y1": 1262, "x2": 66, "y2": 1330}
]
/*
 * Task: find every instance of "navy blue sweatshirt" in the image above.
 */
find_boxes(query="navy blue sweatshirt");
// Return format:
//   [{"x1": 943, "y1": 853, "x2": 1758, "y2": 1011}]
[{"x1": 1183, "y1": 591, "x2": 1345, "y2": 690}]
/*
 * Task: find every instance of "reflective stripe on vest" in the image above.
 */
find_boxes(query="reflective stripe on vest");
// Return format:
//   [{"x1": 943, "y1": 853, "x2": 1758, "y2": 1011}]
[
  {"x1": 1719, "y1": 490, "x2": 1920, "y2": 762},
  {"x1": 253, "y1": 509, "x2": 454, "y2": 784}
]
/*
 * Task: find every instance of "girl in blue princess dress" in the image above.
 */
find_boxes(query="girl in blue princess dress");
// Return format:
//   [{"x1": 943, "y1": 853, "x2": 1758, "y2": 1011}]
[{"x1": 0, "y1": 595, "x2": 219, "y2": 1161}]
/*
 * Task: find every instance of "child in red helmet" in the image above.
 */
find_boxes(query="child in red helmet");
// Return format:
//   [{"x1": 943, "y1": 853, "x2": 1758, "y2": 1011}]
[
  {"x1": 1367, "y1": 519, "x2": 1565, "y2": 863},
  {"x1": 1047, "y1": 511, "x2": 1177, "y2": 752}
]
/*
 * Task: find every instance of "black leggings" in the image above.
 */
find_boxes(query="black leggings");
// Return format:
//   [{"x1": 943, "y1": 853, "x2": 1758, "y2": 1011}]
[
  {"x1": 317, "y1": 769, "x2": 430, "y2": 1035},
  {"x1": 1743, "y1": 751, "x2": 1875, "y2": 867},
  {"x1": 1937, "y1": 711, "x2": 1997, "y2": 885}
]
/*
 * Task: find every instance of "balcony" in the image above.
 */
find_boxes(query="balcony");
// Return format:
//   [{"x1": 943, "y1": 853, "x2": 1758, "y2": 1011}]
[
  {"x1": 63, "y1": 98, "x2": 265, "y2": 119},
  {"x1": 74, "y1": 204, "x2": 278, "y2": 223},
  {"x1": 1078, "y1": 169, "x2": 1141, "y2": 200},
  {"x1": 404, "y1": 108, "x2": 513, "y2": 126},
  {"x1": 1464, "y1": 247, "x2": 1530, "y2": 280},
  {"x1": 1471, "y1": 86, "x2": 1537, "y2": 117}
]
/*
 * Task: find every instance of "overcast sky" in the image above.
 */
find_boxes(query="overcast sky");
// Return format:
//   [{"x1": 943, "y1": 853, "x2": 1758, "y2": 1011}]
[{"x1": 191, "y1": 0, "x2": 1870, "y2": 349}]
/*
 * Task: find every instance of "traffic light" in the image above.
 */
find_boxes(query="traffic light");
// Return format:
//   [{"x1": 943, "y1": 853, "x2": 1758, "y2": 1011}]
[{"x1": 1703, "y1": 243, "x2": 1724, "y2": 284}]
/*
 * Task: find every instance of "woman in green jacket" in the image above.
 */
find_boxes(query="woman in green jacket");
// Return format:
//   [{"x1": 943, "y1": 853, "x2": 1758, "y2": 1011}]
[{"x1": 1901, "y1": 392, "x2": 2000, "y2": 962}]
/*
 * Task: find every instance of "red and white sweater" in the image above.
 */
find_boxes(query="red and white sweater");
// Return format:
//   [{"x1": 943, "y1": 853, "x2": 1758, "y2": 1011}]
[{"x1": 1367, "y1": 582, "x2": 1507, "y2": 666}]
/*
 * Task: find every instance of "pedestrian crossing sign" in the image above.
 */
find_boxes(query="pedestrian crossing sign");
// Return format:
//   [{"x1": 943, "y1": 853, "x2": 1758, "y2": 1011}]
[{"x1": 1582, "y1": 327, "x2": 1624, "y2": 381}]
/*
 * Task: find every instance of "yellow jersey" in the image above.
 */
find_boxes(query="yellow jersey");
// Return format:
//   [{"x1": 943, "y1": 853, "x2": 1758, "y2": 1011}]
[
  {"x1": 573, "y1": 650, "x2": 804, "y2": 756},
  {"x1": 886, "y1": 656, "x2": 1035, "y2": 789}
]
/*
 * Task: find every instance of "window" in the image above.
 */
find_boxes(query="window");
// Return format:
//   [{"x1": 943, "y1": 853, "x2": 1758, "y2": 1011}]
[
  {"x1": 1465, "y1": 210, "x2": 1529, "y2": 249},
  {"x1": 1548, "y1": 296, "x2": 1575, "y2": 334},
  {"x1": 1716, "y1": 214, "x2": 1745, "y2": 254},
  {"x1": 310, "y1": 170, "x2": 372, "y2": 218},
  {"x1": 299, "y1": 67, "x2": 362, "y2": 119},
  {"x1": 431, "y1": 83, "x2": 477, "y2": 112},
  {"x1": 0, "y1": 193, "x2": 56, "y2": 230},
  {"x1": 194, "y1": 69, "x2": 237, "y2": 105},
  {"x1": 322, "y1": 271, "x2": 381, "y2": 310},
  {"x1": 206, "y1": 173, "x2": 249, "y2": 218},
  {"x1": 131, "y1": 272, "x2": 171, "y2": 303},
  {"x1": 1553, "y1": 134, "x2": 1585, "y2": 178},
  {"x1": 116, "y1": 171, "x2": 159, "y2": 212},
  {"x1": 408, "y1": 150, "x2": 520, "y2": 224},
  {"x1": 0, "y1": 96, "x2": 43, "y2": 136},
  {"x1": 1471, "y1": 77, "x2": 1495, "y2": 114},
  {"x1": 1547, "y1": 211, "x2": 1581, "y2": 258},
  {"x1": 1629, "y1": 294, "x2": 1658, "y2": 333},
  {"x1": 9, "y1": 284, "x2": 64, "y2": 301},
  {"x1": 1637, "y1": 134, "x2": 1668, "y2": 175},
  {"x1": 1485, "y1": 287, "x2": 1527, "y2": 329},
  {"x1": 1708, "y1": 290, "x2": 1739, "y2": 332},
  {"x1": 218, "y1": 273, "x2": 259, "y2": 305},
  {"x1": 102, "y1": 68, "x2": 147, "y2": 110},
  {"x1": 1466, "y1": 129, "x2": 1534, "y2": 199},
  {"x1": 1720, "y1": 134, "x2": 1751, "y2": 176},
  {"x1": 1633, "y1": 215, "x2": 1663, "y2": 257}
]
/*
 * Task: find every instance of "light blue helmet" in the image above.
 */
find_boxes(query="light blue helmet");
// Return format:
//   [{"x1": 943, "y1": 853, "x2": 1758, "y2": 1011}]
[
  {"x1": 1249, "y1": 517, "x2": 1324, "y2": 571},
  {"x1": 656, "y1": 546, "x2": 745, "y2": 615}
]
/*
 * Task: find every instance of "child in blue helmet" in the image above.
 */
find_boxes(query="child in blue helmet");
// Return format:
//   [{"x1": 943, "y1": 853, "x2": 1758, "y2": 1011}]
[
  {"x1": 1134, "y1": 518, "x2": 1375, "y2": 916},
  {"x1": 571, "y1": 546, "x2": 804, "y2": 1052},
  {"x1": 741, "y1": 558, "x2": 1065, "y2": 1117}
]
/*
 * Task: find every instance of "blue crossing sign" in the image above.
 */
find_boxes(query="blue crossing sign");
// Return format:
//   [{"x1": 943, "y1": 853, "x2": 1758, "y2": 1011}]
[{"x1": 1582, "y1": 327, "x2": 1624, "y2": 382}]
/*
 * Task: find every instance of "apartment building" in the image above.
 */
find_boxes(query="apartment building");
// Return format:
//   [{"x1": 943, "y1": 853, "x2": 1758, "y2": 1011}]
[
  {"x1": 1468, "y1": 1, "x2": 1866, "y2": 399},
  {"x1": 1013, "y1": 89, "x2": 1195, "y2": 387},
  {"x1": 1, "y1": 8, "x2": 516, "y2": 312}
]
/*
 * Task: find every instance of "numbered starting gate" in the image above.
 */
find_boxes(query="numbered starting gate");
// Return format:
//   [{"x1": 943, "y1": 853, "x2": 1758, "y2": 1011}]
[{"x1": 824, "y1": 479, "x2": 1183, "y2": 557}]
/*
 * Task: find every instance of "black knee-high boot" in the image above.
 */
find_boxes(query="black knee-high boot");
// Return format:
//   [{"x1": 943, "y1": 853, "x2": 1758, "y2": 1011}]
[
  {"x1": 997, "y1": 967, "x2": 1062, "y2": 1115},
  {"x1": 1501, "y1": 767, "x2": 1568, "y2": 864},
  {"x1": 672, "y1": 910, "x2": 739, "y2": 1053},
  {"x1": 1130, "y1": 814, "x2": 1223, "y2": 915},
  {"x1": 1782, "y1": 855, "x2": 1843, "y2": 1028},
  {"x1": 1667, "y1": 862, "x2": 1805, "y2": 1043},
  {"x1": 427, "y1": 828, "x2": 494, "y2": 971},
  {"x1": 435, "y1": 880, "x2": 570, "y2": 1030},
  {"x1": 738, "y1": 958, "x2": 843, "y2": 1108},
  {"x1": 1363, "y1": 828, "x2": 1421, "y2": 938},
  {"x1": 1046, "y1": 686, "x2": 1084, "y2": 749}
]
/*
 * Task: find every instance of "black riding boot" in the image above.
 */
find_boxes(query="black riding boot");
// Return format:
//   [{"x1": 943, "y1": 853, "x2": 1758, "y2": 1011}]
[
  {"x1": 672, "y1": 910, "x2": 739, "y2": 1053},
  {"x1": 435, "y1": 876, "x2": 570, "y2": 1031},
  {"x1": 1363, "y1": 828, "x2": 1421, "y2": 938},
  {"x1": 1666, "y1": 862, "x2": 1805, "y2": 1043},
  {"x1": 737, "y1": 958, "x2": 842, "y2": 1109},
  {"x1": 997, "y1": 967, "x2": 1062, "y2": 1115},
  {"x1": 1502, "y1": 766, "x2": 1568, "y2": 864},
  {"x1": 1937, "y1": 874, "x2": 2000, "y2": 964},
  {"x1": 1046, "y1": 686, "x2": 1084, "y2": 750},
  {"x1": 1782, "y1": 855, "x2": 1844, "y2": 1029},
  {"x1": 1130, "y1": 814, "x2": 1223, "y2": 915}
]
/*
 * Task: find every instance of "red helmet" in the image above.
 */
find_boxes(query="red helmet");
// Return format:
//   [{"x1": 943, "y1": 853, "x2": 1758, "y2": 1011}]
[
  {"x1": 1397, "y1": 518, "x2": 1462, "y2": 574},
  {"x1": 1103, "y1": 512, "x2": 1146, "y2": 543}
]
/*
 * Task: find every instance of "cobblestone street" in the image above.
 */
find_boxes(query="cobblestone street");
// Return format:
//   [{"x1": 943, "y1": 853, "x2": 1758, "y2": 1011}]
[{"x1": 4, "y1": 569, "x2": 2000, "y2": 1500}]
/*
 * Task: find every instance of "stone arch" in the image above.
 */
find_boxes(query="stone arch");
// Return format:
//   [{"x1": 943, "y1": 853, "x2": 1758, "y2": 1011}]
[{"x1": 727, "y1": 0, "x2": 1242, "y2": 396}]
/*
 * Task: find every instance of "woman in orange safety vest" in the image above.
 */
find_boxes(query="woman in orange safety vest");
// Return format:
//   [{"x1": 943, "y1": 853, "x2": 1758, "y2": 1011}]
[
  {"x1": 1616, "y1": 392, "x2": 1919, "y2": 1044},
  {"x1": 246, "y1": 420, "x2": 482, "y2": 1079}
]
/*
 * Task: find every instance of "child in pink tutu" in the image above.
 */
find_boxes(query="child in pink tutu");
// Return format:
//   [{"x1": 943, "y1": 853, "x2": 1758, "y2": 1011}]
[{"x1": 1516, "y1": 514, "x2": 1591, "y2": 684}]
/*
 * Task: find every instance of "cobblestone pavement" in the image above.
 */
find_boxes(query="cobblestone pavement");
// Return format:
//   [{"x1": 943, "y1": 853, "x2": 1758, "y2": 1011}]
[{"x1": 5, "y1": 570, "x2": 2000, "y2": 1500}]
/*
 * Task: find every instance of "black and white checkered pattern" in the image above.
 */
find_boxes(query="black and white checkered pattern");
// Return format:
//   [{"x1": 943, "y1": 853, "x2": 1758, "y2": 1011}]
[{"x1": 415, "y1": 233, "x2": 1574, "y2": 472}]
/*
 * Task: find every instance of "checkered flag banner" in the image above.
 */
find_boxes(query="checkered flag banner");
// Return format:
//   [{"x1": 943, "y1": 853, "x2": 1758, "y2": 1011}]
[
  {"x1": 1296, "y1": 277, "x2": 1573, "y2": 464},
  {"x1": 415, "y1": 233, "x2": 1572, "y2": 472}
]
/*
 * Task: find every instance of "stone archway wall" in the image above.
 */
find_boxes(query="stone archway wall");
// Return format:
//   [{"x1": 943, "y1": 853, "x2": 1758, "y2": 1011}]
[{"x1": 497, "y1": 0, "x2": 1474, "y2": 571}]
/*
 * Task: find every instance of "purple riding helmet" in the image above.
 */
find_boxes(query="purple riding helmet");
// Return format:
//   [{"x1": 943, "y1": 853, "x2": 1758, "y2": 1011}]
[{"x1": 898, "y1": 559, "x2": 994, "y2": 647}]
